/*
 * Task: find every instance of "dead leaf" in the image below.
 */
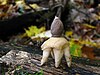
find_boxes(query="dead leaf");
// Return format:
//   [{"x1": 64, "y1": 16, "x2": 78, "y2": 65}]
[{"x1": 81, "y1": 45, "x2": 95, "y2": 59}]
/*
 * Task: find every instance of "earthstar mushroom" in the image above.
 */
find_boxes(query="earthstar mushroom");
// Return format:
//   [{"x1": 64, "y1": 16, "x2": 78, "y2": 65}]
[{"x1": 41, "y1": 16, "x2": 71, "y2": 68}]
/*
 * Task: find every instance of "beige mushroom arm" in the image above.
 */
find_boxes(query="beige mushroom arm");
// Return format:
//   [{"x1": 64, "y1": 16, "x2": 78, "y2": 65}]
[{"x1": 41, "y1": 37, "x2": 71, "y2": 68}]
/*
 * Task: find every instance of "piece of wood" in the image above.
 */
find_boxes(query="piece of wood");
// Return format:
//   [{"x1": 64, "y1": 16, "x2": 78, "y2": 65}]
[{"x1": 0, "y1": 41, "x2": 100, "y2": 75}]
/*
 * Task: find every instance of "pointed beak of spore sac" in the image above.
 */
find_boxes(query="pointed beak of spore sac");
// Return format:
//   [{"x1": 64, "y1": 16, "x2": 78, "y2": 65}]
[{"x1": 67, "y1": 57, "x2": 71, "y2": 67}]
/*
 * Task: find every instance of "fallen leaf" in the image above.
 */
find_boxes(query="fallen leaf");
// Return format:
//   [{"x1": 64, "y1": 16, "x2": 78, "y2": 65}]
[
  {"x1": 81, "y1": 45, "x2": 95, "y2": 59},
  {"x1": 70, "y1": 39, "x2": 82, "y2": 57}
]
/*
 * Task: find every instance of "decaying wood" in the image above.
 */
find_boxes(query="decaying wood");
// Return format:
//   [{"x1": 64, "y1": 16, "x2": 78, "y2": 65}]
[{"x1": 0, "y1": 41, "x2": 100, "y2": 75}]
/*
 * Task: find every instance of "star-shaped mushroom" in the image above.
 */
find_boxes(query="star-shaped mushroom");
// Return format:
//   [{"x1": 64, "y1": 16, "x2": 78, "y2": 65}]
[{"x1": 40, "y1": 16, "x2": 71, "y2": 68}]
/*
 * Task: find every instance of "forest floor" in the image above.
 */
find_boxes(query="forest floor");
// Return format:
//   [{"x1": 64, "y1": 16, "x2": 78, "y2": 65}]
[{"x1": 0, "y1": 35, "x2": 100, "y2": 75}]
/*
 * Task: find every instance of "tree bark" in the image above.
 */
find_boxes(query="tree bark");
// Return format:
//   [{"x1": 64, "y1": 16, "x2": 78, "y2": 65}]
[{"x1": 0, "y1": 42, "x2": 100, "y2": 75}]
